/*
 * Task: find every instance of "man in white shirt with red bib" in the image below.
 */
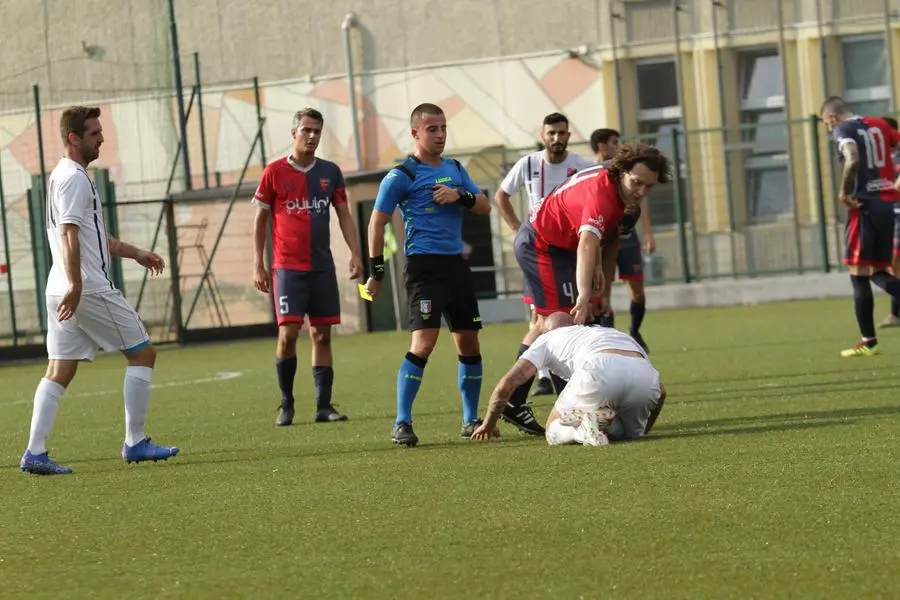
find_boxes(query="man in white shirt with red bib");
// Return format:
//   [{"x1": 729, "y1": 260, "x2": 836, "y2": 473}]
[
  {"x1": 493, "y1": 112, "x2": 594, "y2": 435},
  {"x1": 20, "y1": 106, "x2": 179, "y2": 475}
]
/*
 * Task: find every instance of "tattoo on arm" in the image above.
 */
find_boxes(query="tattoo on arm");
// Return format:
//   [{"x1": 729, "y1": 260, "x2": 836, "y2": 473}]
[
  {"x1": 841, "y1": 142, "x2": 859, "y2": 197},
  {"x1": 484, "y1": 361, "x2": 536, "y2": 422}
]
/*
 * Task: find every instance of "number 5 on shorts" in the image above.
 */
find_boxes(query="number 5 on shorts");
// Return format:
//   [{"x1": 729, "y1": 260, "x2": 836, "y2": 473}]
[{"x1": 278, "y1": 295, "x2": 289, "y2": 315}]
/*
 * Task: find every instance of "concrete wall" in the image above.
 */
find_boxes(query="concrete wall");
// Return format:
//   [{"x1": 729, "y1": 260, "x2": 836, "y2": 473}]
[{"x1": 2, "y1": 0, "x2": 899, "y2": 339}]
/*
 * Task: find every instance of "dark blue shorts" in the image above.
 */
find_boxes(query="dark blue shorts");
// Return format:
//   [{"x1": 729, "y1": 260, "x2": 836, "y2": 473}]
[
  {"x1": 617, "y1": 232, "x2": 644, "y2": 282},
  {"x1": 893, "y1": 210, "x2": 900, "y2": 256},
  {"x1": 515, "y1": 223, "x2": 578, "y2": 315},
  {"x1": 272, "y1": 268, "x2": 341, "y2": 327},
  {"x1": 844, "y1": 201, "x2": 895, "y2": 269}
]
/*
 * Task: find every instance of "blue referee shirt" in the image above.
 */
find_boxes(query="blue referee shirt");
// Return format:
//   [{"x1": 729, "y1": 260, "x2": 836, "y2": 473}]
[{"x1": 373, "y1": 156, "x2": 482, "y2": 256}]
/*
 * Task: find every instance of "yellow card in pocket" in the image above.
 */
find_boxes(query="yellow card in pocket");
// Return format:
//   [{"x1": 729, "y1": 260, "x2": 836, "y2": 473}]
[{"x1": 358, "y1": 283, "x2": 373, "y2": 301}]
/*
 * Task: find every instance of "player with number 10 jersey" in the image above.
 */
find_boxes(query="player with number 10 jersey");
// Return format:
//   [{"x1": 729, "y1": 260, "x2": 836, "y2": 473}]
[{"x1": 821, "y1": 96, "x2": 900, "y2": 358}]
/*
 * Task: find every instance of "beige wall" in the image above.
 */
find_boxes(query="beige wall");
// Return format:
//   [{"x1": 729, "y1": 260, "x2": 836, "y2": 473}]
[{"x1": 3, "y1": 0, "x2": 900, "y2": 290}]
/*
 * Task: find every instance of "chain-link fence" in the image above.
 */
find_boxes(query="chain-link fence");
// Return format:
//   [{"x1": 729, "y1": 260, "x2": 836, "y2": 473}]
[{"x1": 0, "y1": 111, "x2": 871, "y2": 350}]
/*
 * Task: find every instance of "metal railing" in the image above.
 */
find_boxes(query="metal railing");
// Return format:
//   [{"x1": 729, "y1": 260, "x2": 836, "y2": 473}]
[{"x1": 0, "y1": 114, "x2": 871, "y2": 349}]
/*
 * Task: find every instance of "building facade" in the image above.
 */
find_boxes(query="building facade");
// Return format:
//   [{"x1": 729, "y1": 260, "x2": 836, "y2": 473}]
[{"x1": 1, "y1": 0, "x2": 898, "y2": 334}]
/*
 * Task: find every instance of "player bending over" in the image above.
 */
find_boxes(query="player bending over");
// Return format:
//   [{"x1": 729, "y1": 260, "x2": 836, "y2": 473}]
[
  {"x1": 493, "y1": 112, "x2": 595, "y2": 432},
  {"x1": 590, "y1": 128, "x2": 656, "y2": 352},
  {"x1": 820, "y1": 97, "x2": 900, "y2": 356},
  {"x1": 503, "y1": 143, "x2": 669, "y2": 413},
  {"x1": 471, "y1": 312, "x2": 666, "y2": 445}
]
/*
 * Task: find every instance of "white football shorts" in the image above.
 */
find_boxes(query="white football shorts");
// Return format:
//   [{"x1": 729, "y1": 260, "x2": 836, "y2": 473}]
[
  {"x1": 46, "y1": 290, "x2": 151, "y2": 361},
  {"x1": 553, "y1": 353, "x2": 661, "y2": 440}
]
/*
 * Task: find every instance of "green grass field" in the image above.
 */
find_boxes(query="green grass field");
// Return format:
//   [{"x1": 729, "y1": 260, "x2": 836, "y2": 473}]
[{"x1": 2, "y1": 296, "x2": 900, "y2": 599}]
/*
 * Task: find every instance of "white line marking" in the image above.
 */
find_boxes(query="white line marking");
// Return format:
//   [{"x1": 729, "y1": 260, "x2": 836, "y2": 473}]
[{"x1": 0, "y1": 371, "x2": 244, "y2": 407}]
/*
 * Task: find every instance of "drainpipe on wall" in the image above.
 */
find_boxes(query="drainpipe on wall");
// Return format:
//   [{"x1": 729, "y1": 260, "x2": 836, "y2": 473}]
[{"x1": 342, "y1": 13, "x2": 363, "y2": 171}]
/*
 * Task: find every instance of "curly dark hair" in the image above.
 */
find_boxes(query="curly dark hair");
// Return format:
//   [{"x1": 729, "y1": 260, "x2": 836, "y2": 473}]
[{"x1": 607, "y1": 141, "x2": 672, "y2": 184}]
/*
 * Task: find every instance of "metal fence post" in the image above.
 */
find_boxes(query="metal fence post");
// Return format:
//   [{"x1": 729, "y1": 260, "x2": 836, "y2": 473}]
[
  {"x1": 194, "y1": 52, "x2": 210, "y2": 189},
  {"x1": 96, "y1": 168, "x2": 124, "y2": 290},
  {"x1": 164, "y1": 197, "x2": 184, "y2": 344},
  {"x1": 168, "y1": 0, "x2": 192, "y2": 191},
  {"x1": 809, "y1": 114, "x2": 831, "y2": 273},
  {"x1": 33, "y1": 85, "x2": 47, "y2": 202},
  {"x1": 670, "y1": 127, "x2": 692, "y2": 283},
  {"x1": 27, "y1": 178, "x2": 50, "y2": 332},
  {"x1": 252, "y1": 76, "x2": 267, "y2": 167},
  {"x1": 0, "y1": 171, "x2": 18, "y2": 346}
]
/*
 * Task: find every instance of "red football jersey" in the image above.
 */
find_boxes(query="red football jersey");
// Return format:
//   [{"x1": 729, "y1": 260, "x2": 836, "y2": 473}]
[
  {"x1": 529, "y1": 165, "x2": 624, "y2": 250},
  {"x1": 252, "y1": 157, "x2": 347, "y2": 271}
]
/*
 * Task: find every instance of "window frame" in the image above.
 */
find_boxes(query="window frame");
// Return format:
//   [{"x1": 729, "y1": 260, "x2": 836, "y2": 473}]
[{"x1": 737, "y1": 47, "x2": 793, "y2": 223}]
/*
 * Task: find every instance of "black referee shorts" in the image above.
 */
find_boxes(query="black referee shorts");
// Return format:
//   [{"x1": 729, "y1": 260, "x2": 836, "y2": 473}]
[{"x1": 404, "y1": 254, "x2": 482, "y2": 332}]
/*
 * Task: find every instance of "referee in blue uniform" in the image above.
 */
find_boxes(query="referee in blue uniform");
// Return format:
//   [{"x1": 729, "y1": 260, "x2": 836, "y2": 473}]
[{"x1": 365, "y1": 103, "x2": 492, "y2": 447}]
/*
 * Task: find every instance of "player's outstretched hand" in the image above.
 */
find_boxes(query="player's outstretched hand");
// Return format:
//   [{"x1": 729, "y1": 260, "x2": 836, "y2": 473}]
[
  {"x1": 432, "y1": 184, "x2": 460, "y2": 205},
  {"x1": 470, "y1": 422, "x2": 500, "y2": 441},
  {"x1": 364, "y1": 276, "x2": 381, "y2": 299},
  {"x1": 136, "y1": 250, "x2": 166, "y2": 276},
  {"x1": 571, "y1": 295, "x2": 592, "y2": 325},
  {"x1": 253, "y1": 264, "x2": 270, "y2": 294},
  {"x1": 349, "y1": 255, "x2": 363, "y2": 279}
]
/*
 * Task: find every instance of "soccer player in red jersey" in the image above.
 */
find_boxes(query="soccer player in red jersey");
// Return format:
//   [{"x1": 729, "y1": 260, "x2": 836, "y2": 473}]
[
  {"x1": 590, "y1": 128, "x2": 657, "y2": 353},
  {"x1": 878, "y1": 116, "x2": 900, "y2": 328},
  {"x1": 820, "y1": 97, "x2": 900, "y2": 356},
  {"x1": 252, "y1": 108, "x2": 364, "y2": 425},
  {"x1": 495, "y1": 143, "x2": 669, "y2": 420}
]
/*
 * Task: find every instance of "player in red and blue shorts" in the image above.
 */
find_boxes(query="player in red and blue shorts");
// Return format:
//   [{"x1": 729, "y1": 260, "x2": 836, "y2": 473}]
[
  {"x1": 501, "y1": 143, "x2": 669, "y2": 418},
  {"x1": 821, "y1": 97, "x2": 900, "y2": 356},
  {"x1": 878, "y1": 116, "x2": 900, "y2": 328},
  {"x1": 252, "y1": 108, "x2": 363, "y2": 425}
]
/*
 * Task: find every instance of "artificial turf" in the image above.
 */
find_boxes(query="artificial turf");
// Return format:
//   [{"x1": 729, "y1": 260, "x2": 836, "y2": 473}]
[{"x1": 2, "y1": 296, "x2": 900, "y2": 599}]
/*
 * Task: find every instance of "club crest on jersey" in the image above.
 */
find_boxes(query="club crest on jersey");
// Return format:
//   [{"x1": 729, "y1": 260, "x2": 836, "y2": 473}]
[
  {"x1": 320, "y1": 178, "x2": 330, "y2": 190},
  {"x1": 420, "y1": 299, "x2": 432, "y2": 316}
]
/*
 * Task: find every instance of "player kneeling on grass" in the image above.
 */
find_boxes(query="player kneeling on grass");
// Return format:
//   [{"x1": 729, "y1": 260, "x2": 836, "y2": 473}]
[{"x1": 471, "y1": 313, "x2": 666, "y2": 446}]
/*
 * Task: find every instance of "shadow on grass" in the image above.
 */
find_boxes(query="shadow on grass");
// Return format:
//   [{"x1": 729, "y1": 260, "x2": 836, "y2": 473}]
[
  {"x1": 669, "y1": 362, "x2": 900, "y2": 387},
  {"x1": 649, "y1": 403, "x2": 900, "y2": 440},
  {"x1": 648, "y1": 418, "x2": 852, "y2": 440},
  {"x1": 649, "y1": 333, "x2": 848, "y2": 357},
  {"x1": 0, "y1": 433, "x2": 543, "y2": 472},
  {"x1": 677, "y1": 378, "x2": 900, "y2": 403}
]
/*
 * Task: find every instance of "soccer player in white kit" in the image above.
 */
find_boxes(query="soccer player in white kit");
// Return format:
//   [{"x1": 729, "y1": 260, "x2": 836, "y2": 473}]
[
  {"x1": 492, "y1": 112, "x2": 595, "y2": 436},
  {"x1": 471, "y1": 312, "x2": 666, "y2": 445},
  {"x1": 20, "y1": 106, "x2": 180, "y2": 475}
]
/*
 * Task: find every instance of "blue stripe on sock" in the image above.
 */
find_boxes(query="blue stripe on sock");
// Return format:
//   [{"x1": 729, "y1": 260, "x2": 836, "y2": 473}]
[
  {"x1": 458, "y1": 360, "x2": 483, "y2": 423},
  {"x1": 396, "y1": 358, "x2": 425, "y2": 425}
]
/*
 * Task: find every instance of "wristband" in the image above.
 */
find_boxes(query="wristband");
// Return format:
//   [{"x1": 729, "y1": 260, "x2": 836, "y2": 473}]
[
  {"x1": 457, "y1": 190, "x2": 476, "y2": 209},
  {"x1": 369, "y1": 255, "x2": 385, "y2": 281}
]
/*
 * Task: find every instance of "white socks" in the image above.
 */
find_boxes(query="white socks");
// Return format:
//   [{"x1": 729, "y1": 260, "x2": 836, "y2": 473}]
[
  {"x1": 27, "y1": 378, "x2": 66, "y2": 455},
  {"x1": 546, "y1": 419, "x2": 583, "y2": 446},
  {"x1": 124, "y1": 366, "x2": 153, "y2": 447}
]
